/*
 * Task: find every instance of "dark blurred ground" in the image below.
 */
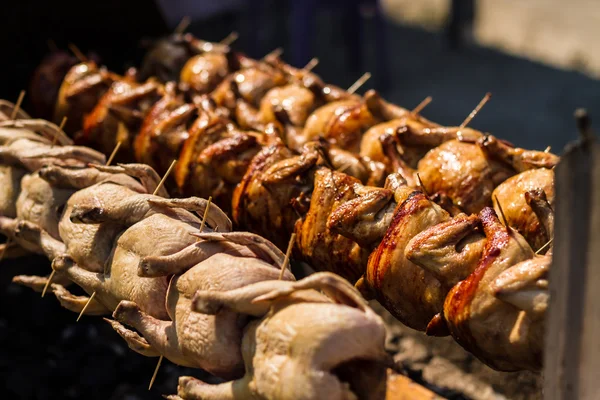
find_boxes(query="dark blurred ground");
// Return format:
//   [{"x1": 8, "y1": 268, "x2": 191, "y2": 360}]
[{"x1": 1, "y1": 2, "x2": 599, "y2": 399}]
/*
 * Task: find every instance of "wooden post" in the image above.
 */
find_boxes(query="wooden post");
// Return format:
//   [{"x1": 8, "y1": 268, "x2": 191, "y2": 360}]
[{"x1": 544, "y1": 109, "x2": 600, "y2": 399}]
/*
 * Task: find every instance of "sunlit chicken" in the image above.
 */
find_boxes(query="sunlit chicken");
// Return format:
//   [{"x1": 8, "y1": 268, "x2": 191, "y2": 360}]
[
  {"x1": 361, "y1": 191, "x2": 454, "y2": 330},
  {"x1": 300, "y1": 98, "x2": 376, "y2": 154},
  {"x1": 416, "y1": 139, "x2": 514, "y2": 214},
  {"x1": 442, "y1": 207, "x2": 545, "y2": 371},
  {"x1": 210, "y1": 57, "x2": 288, "y2": 116},
  {"x1": 295, "y1": 168, "x2": 395, "y2": 283},
  {"x1": 172, "y1": 272, "x2": 388, "y2": 400},
  {"x1": 492, "y1": 168, "x2": 554, "y2": 250}
]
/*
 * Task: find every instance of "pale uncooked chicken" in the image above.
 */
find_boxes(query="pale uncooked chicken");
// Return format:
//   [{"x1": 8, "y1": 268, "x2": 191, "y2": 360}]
[
  {"x1": 109, "y1": 252, "x2": 293, "y2": 379},
  {"x1": 170, "y1": 272, "x2": 388, "y2": 400},
  {"x1": 53, "y1": 192, "x2": 229, "y2": 319}
]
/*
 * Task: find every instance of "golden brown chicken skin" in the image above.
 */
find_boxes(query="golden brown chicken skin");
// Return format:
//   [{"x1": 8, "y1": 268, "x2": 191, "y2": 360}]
[
  {"x1": 443, "y1": 207, "x2": 543, "y2": 371},
  {"x1": 301, "y1": 99, "x2": 377, "y2": 153},
  {"x1": 417, "y1": 139, "x2": 514, "y2": 214},
  {"x1": 232, "y1": 141, "x2": 318, "y2": 250},
  {"x1": 81, "y1": 77, "x2": 161, "y2": 159},
  {"x1": 363, "y1": 191, "x2": 451, "y2": 330},
  {"x1": 492, "y1": 168, "x2": 554, "y2": 251}
]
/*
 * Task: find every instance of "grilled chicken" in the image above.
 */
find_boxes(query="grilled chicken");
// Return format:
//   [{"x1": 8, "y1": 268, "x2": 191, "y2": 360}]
[
  {"x1": 81, "y1": 77, "x2": 161, "y2": 158},
  {"x1": 362, "y1": 191, "x2": 452, "y2": 330},
  {"x1": 417, "y1": 139, "x2": 514, "y2": 214},
  {"x1": 29, "y1": 51, "x2": 80, "y2": 120},
  {"x1": 54, "y1": 62, "x2": 118, "y2": 134},
  {"x1": 296, "y1": 168, "x2": 394, "y2": 283},
  {"x1": 442, "y1": 207, "x2": 543, "y2": 371},
  {"x1": 300, "y1": 98, "x2": 376, "y2": 153},
  {"x1": 140, "y1": 33, "x2": 231, "y2": 84},
  {"x1": 175, "y1": 110, "x2": 269, "y2": 211},
  {"x1": 492, "y1": 168, "x2": 554, "y2": 250},
  {"x1": 178, "y1": 272, "x2": 388, "y2": 400},
  {"x1": 134, "y1": 83, "x2": 195, "y2": 174},
  {"x1": 232, "y1": 141, "x2": 318, "y2": 249}
]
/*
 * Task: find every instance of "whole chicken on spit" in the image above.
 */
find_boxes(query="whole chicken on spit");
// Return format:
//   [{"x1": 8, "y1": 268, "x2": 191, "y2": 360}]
[{"x1": 172, "y1": 272, "x2": 389, "y2": 400}]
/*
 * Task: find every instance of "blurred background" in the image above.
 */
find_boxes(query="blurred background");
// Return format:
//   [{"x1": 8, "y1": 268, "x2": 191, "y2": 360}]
[{"x1": 1, "y1": 0, "x2": 598, "y2": 399}]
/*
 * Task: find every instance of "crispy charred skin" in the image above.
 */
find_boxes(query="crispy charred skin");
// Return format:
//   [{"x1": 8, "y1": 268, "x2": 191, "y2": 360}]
[
  {"x1": 295, "y1": 169, "x2": 374, "y2": 283},
  {"x1": 443, "y1": 207, "x2": 541, "y2": 371},
  {"x1": 135, "y1": 88, "x2": 196, "y2": 175},
  {"x1": 232, "y1": 143, "x2": 316, "y2": 250},
  {"x1": 492, "y1": 168, "x2": 554, "y2": 250},
  {"x1": 81, "y1": 78, "x2": 161, "y2": 159},
  {"x1": 175, "y1": 111, "x2": 265, "y2": 212},
  {"x1": 364, "y1": 191, "x2": 451, "y2": 330},
  {"x1": 54, "y1": 62, "x2": 117, "y2": 135}
]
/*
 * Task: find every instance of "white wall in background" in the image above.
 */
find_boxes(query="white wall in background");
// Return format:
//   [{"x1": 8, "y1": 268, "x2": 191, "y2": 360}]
[{"x1": 381, "y1": 0, "x2": 600, "y2": 78}]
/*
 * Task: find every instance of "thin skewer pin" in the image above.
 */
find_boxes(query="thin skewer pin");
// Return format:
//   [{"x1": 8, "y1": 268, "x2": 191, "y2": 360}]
[
  {"x1": 51, "y1": 117, "x2": 67, "y2": 147},
  {"x1": 153, "y1": 159, "x2": 177, "y2": 196},
  {"x1": 68, "y1": 44, "x2": 87, "y2": 63},
  {"x1": 494, "y1": 195, "x2": 510, "y2": 229},
  {"x1": 411, "y1": 96, "x2": 432, "y2": 115},
  {"x1": 76, "y1": 291, "x2": 96, "y2": 322},
  {"x1": 174, "y1": 16, "x2": 191, "y2": 35},
  {"x1": 347, "y1": 72, "x2": 371, "y2": 95},
  {"x1": 416, "y1": 173, "x2": 429, "y2": 197},
  {"x1": 106, "y1": 141, "x2": 122, "y2": 166},
  {"x1": 11, "y1": 91, "x2": 25, "y2": 120},
  {"x1": 199, "y1": 196, "x2": 212, "y2": 233},
  {"x1": 303, "y1": 58, "x2": 319, "y2": 72},
  {"x1": 149, "y1": 355, "x2": 164, "y2": 390},
  {"x1": 536, "y1": 238, "x2": 553, "y2": 255},
  {"x1": 459, "y1": 92, "x2": 491, "y2": 130},
  {"x1": 220, "y1": 31, "x2": 239, "y2": 46},
  {"x1": 278, "y1": 233, "x2": 296, "y2": 280},
  {"x1": 41, "y1": 270, "x2": 55, "y2": 298}
]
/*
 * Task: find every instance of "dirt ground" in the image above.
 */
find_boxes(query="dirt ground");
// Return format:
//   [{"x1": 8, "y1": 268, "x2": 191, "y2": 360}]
[{"x1": 375, "y1": 303, "x2": 543, "y2": 400}]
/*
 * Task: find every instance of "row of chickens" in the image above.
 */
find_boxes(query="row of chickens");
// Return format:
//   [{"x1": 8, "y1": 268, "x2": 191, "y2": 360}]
[
  {"x1": 0, "y1": 104, "x2": 394, "y2": 400},
  {"x1": 26, "y1": 32, "x2": 559, "y2": 371}
]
